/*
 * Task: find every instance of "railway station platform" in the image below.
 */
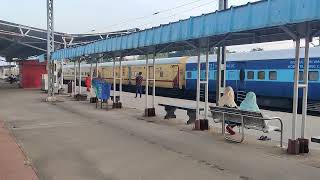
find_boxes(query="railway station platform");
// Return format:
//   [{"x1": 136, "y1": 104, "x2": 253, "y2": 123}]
[
  {"x1": 114, "y1": 90, "x2": 320, "y2": 151},
  {"x1": 1, "y1": 81, "x2": 320, "y2": 180}
]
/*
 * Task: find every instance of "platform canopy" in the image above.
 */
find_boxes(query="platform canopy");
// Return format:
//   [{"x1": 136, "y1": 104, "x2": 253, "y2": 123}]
[
  {"x1": 52, "y1": 0, "x2": 320, "y2": 60},
  {"x1": 0, "y1": 19, "x2": 139, "y2": 61}
]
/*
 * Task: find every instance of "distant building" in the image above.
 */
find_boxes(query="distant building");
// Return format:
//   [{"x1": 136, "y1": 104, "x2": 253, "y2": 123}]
[{"x1": 0, "y1": 61, "x2": 18, "y2": 79}]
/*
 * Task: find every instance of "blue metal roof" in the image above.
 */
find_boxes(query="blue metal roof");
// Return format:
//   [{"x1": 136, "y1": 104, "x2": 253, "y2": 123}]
[{"x1": 52, "y1": 0, "x2": 320, "y2": 60}]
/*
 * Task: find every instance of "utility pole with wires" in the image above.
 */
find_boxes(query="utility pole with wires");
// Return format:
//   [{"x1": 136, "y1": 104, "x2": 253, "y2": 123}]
[
  {"x1": 46, "y1": 0, "x2": 56, "y2": 101},
  {"x1": 216, "y1": 0, "x2": 228, "y2": 105}
]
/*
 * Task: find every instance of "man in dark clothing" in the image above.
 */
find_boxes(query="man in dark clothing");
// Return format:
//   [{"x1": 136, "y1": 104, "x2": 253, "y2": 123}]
[{"x1": 135, "y1": 72, "x2": 143, "y2": 98}]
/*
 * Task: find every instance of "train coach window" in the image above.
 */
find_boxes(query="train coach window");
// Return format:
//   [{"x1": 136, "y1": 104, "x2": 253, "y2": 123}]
[
  {"x1": 160, "y1": 71, "x2": 164, "y2": 78},
  {"x1": 258, "y1": 71, "x2": 265, "y2": 80},
  {"x1": 309, "y1": 71, "x2": 319, "y2": 81},
  {"x1": 247, "y1": 71, "x2": 254, "y2": 80},
  {"x1": 299, "y1": 71, "x2": 304, "y2": 81},
  {"x1": 269, "y1": 71, "x2": 277, "y2": 80},
  {"x1": 187, "y1": 71, "x2": 192, "y2": 79},
  {"x1": 239, "y1": 69, "x2": 245, "y2": 81}
]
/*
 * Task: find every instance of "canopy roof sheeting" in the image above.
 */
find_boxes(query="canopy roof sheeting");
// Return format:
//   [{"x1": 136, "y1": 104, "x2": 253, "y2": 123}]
[
  {"x1": 0, "y1": 19, "x2": 64, "y2": 60},
  {"x1": 52, "y1": 0, "x2": 320, "y2": 60},
  {"x1": 0, "y1": 19, "x2": 139, "y2": 61}
]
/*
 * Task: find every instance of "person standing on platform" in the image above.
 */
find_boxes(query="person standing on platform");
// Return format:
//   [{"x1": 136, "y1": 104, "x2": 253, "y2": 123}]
[
  {"x1": 85, "y1": 74, "x2": 91, "y2": 92},
  {"x1": 135, "y1": 72, "x2": 143, "y2": 98}
]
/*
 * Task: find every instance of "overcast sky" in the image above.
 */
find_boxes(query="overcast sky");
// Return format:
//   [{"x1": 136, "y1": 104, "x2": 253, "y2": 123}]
[
  {"x1": 1, "y1": 0, "x2": 316, "y2": 52},
  {"x1": 1, "y1": 0, "x2": 260, "y2": 33}
]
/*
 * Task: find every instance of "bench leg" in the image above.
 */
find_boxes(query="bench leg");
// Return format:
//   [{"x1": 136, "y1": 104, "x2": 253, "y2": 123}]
[
  {"x1": 187, "y1": 110, "x2": 196, "y2": 124},
  {"x1": 278, "y1": 119, "x2": 283, "y2": 148},
  {"x1": 224, "y1": 116, "x2": 245, "y2": 143},
  {"x1": 164, "y1": 107, "x2": 176, "y2": 119}
]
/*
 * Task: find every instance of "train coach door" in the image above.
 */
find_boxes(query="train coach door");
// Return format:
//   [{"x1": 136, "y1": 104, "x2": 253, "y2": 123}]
[
  {"x1": 128, "y1": 66, "x2": 132, "y2": 85},
  {"x1": 236, "y1": 62, "x2": 247, "y2": 103},
  {"x1": 238, "y1": 62, "x2": 246, "y2": 91},
  {"x1": 171, "y1": 65, "x2": 180, "y2": 89}
]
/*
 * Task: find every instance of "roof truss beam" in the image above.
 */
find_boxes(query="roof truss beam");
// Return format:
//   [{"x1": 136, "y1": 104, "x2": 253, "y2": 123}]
[
  {"x1": 280, "y1": 25, "x2": 298, "y2": 40},
  {"x1": 0, "y1": 36, "x2": 46, "y2": 52},
  {"x1": 182, "y1": 41, "x2": 198, "y2": 49}
]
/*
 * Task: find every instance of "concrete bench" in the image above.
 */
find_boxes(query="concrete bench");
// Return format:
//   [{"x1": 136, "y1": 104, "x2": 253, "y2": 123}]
[
  {"x1": 210, "y1": 106, "x2": 283, "y2": 147},
  {"x1": 158, "y1": 103, "x2": 204, "y2": 124},
  {"x1": 311, "y1": 137, "x2": 320, "y2": 143}
]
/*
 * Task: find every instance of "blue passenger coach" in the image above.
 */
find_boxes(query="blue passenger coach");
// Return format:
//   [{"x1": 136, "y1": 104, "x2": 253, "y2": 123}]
[{"x1": 185, "y1": 47, "x2": 320, "y2": 110}]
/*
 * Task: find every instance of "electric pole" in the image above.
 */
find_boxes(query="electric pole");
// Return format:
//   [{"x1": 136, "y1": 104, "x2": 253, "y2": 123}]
[
  {"x1": 46, "y1": 0, "x2": 56, "y2": 101},
  {"x1": 216, "y1": 0, "x2": 228, "y2": 105}
]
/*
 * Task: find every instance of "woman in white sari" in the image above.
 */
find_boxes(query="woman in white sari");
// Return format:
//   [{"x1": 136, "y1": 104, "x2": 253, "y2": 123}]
[
  {"x1": 218, "y1": 86, "x2": 237, "y2": 108},
  {"x1": 218, "y1": 86, "x2": 238, "y2": 135}
]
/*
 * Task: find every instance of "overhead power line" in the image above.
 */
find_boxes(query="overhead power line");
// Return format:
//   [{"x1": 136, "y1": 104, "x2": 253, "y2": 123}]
[
  {"x1": 140, "y1": 0, "x2": 218, "y2": 29},
  {"x1": 152, "y1": 0, "x2": 203, "y2": 15},
  {"x1": 94, "y1": 0, "x2": 209, "y2": 33}
]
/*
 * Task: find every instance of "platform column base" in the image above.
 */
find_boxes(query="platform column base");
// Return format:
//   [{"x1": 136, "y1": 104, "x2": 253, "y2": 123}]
[
  {"x1": 194, "y1": 119, "x2": 209, "y2": 131},
  {"x1": 145, "y1": 108, "x2": 156, "y2": 117},
  {"x1": 45, "y1": 96, "x2": 57, "y2": 102},
  {"x1": 75, "y1": 94, "x2": 88, "y2": 101},
  {"x1": 90, "y1": 97, "x2": 98, "y2": 103},
  {"x1": 58, "y1": 88, "x2": 64, "y2": 94},
  {"x1": 298, "y1": 138, "x2": 309, "y2": 154},
  {"x1": 287, "y1": 139, "x2": 300, "y2": 155},
  {"x1": 112, "y1": 102, "x2": 122, "y2": 109}
]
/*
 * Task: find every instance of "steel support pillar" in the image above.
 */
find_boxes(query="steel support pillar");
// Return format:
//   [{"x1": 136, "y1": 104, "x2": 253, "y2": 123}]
[
  {"x1": 145, "y1": 55, "x2": 149, "y2": 109},
  {"x1": 78, "y1": 59, "x2": 82, "y2": 94},
  {"x1": 59, "y1": 62, "x2": 63, "y2": 90},
  {"x1": 95, "y1": 60, "x2": 98, "y2": 78},
  {"x1": 46, "y1": 0, "x2": 55, "y2": 100},
  {"x1": 282, "y1": 25, "x2": 311, "y2": 154},
  {"x1": 216, "y1": 46, "x2": 226, "y2": 105},
  {"x1": 9, "y1": 62, "x2": 12, "y2": 75},
  {"x1": 60, "y1": 41, "x2": 67, "y2": 90},
  {"x1": 152, "y1": 52, "x2": 156, "y2": 108},
  {"x1": 216, "y1": 0, "x2": 228, "y2": 105},
  {"x1": 292, "y1": 38, "x2": 300, "y2": 140},
  {"x1": 219, "y1": 0, "x2": 228, "y2": 10},
  {"x1": 90, "y1": 60, "x2": 93, "y2": 96},
  {"x1": 196, "y1": 48, "x2": 201, "y2": 121},
  {"x1": 195, "y1": 39, "x2": 209, "y2": 130},
  {"x1": 284, "y1": 23, "x2": 312, "y2": 154},
  {"x1": 110, "y1": 56, "x2": 122, "y2": 108},
  {"x1": 301, "y1": 35, "x2": 310, "y2": 139},
  {"x1": 119, "y1": 57, "x2": 123, "y2": 103},
  {"x1": 144, "y1": 53, "x2": 156, "y2": 117},
  {"x1": 113, "y1": 57, "x2": 116, "y2": 103},
  {"x1": 194, "y1": 39, "x2": 210, "y2": 130},
  {"x1": 73, "y1": 60, "x2": 77, "y2": 96},
  {"x1": 204, "y1": 40, "x2": 210, "y2": 120}
]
